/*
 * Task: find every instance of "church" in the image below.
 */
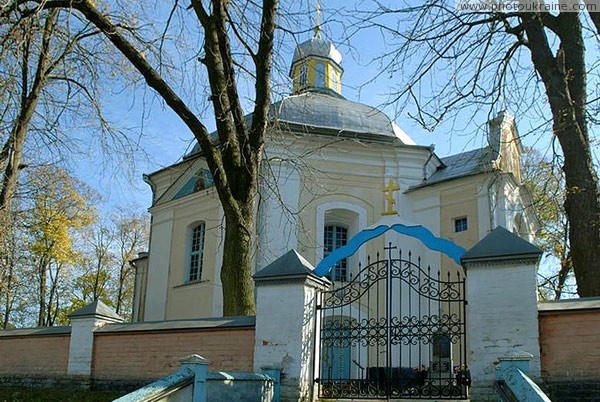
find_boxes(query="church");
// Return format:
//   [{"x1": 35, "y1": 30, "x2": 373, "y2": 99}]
[{"x1": 131, "y1": 28, "x2": 536, "y2": 322}]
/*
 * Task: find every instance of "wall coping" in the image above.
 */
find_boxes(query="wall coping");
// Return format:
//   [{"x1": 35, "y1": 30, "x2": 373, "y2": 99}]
[
  {"x1": 94, "y1": 315, "x2": 255, "y2": 335},
  {"x1": 538, "y1": 296, "x2": 600, "y2": 315},
  {"x1": 0, "y1": 326, "x2": 71, "y2": 338}
]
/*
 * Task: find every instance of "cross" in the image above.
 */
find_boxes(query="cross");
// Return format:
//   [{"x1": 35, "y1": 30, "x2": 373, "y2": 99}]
[
  {"x1": 382, "y1": 178, "x2": 400, "y2": 216},
  {"x1": 314, "y1": 1, "x2": 322, "y2": 38}
]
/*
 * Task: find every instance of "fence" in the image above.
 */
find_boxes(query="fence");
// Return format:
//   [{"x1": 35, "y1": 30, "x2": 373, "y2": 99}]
[
  {"x1": 0, "y1": 309, "x2": 255, "y2": 391},
  {"x1": 538, "y1": 297, "x2": 600, "y2": 402}
]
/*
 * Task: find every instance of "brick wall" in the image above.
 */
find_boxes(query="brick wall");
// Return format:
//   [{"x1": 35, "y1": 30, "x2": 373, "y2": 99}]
[
  {"x1": 92, "y1": 327, "x2": 255, "y2": 382},
  {"x1": 0, "y1": 317, "x2": 255, "y2": 390},
  {"x1": 0, "y1": 331, "x2": 70, "y2": 379},
  {"x1": 538, "y1": 299, "x2": 600, "y2": 402}
]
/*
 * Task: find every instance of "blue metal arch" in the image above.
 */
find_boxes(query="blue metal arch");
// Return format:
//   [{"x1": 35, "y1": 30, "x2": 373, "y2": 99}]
[{"x1": 314, "y1": 223, "x2": 466, "y2": 277}]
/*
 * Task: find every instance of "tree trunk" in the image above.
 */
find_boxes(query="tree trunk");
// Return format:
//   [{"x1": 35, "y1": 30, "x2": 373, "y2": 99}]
[
  {"x1": 522, "y1": 12, "x2": 600, "y2": 297},
  {"x1": 2, "y1": 261, "x2": 14, "y2": 329},
  {"x1": 37, "y1": 259, "x2": 47, "y2": 326},
  {"x1": 220, "y1": 207, "x2": 256, "y2": 316}
]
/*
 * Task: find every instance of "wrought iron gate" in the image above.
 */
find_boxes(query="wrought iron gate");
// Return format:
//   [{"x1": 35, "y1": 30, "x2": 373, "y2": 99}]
[{"x1": 316, "y1": 245, "x2": 469, "y2": 400}]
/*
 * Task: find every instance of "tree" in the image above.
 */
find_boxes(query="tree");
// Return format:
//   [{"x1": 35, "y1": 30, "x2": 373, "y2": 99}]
[
  {"x1": 4, "y1": 0, "x2": 279, "y2": 315},
  {"x1": 352, "y1": 1, "x2": 600, "y2": 296},
  {"x1": 0, "y1": 5, "x2": 136, "y2": 299},
  {"x1": 66, "y1": 212, "x2": 149, "y2": 320},
  {"x1": 522, "y1": 148, "x2": 575, "y2": 299},
  {"x1": 23, "y1": 165, "x2": 95, "y2": 326},
  {"x1": 112, "y1": 212, "x2": 148, "y2": 316}
]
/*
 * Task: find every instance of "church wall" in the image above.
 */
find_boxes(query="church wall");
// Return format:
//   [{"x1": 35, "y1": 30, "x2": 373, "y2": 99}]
[
  {"x1": 162, "y1": 189, "x2": 223, "y2": 320},
  {"x1": 295, "y1": 155, "x2": 385, "y2": 268},
  {"x1": 149, "y1": 162, "x2": 192, "y2": 204},
  {"x1": 144, "y1": 209, "x2": 175, "y2": 321},
  {"x1": 257, "y1": 161, "x2": 301, "y2": 271}
]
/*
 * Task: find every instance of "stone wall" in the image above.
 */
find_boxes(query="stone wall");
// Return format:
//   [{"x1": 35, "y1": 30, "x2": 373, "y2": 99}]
[{"x1": 539, "y1": 298, "x2": 600, "y2": 402}]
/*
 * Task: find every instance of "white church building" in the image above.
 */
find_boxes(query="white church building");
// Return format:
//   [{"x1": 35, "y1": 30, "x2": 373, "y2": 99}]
[{"x1": 131, "y1": 29, "x2": 536, "y2": 323}]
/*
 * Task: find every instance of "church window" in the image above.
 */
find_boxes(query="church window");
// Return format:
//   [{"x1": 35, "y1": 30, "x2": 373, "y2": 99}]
[
  {"x1": 299, "y1": 64, "x2": 308, "y2": 88},
  {"x1": 315, "y1": 63, "x2": 326, "y2": 87},
  {"x1": 188, "y1": 222, "x2": 205, "y2": 282},
  {"x1": 454, "y1": 217, "x2": 468, "y2": 233},
  {"x1": 324, "y1": 225, "x2": 348, "y2": 281}
]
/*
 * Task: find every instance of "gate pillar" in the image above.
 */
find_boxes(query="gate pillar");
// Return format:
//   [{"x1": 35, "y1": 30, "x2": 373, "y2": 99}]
[
  {"x1": 253, "y1": 250, "x2": 331, "y2": 402},
  {"x1": 462, "y1": 226, "x2": 542, "y2": 402}
]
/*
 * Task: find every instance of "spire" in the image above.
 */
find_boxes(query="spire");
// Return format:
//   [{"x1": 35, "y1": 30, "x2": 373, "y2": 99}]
[{"x1": 314, "y1": 2, "x2": 322, "y2": 38}]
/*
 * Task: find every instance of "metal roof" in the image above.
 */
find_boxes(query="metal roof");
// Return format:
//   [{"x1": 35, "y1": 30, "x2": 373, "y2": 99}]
[
  {"x1": 409, "y1": 147, "x2": 497, "y2": 191},
  {"x1": 185, "y1": 92, "x2": 416, "y2": 158},
  {"x1": 538, "y1": 297, "x2": 600, "y2": 314},
  {"x1": 270, "y1": 92, "x2": 413, "y2": 142},
  {"x1": 95, "y1": 316, "x2": 255, "y2": 333},
  {"x1": 68, "y1": 299, "x2": 123, "y2": 321},
  {"x1": 461, "y1": 226, "x2": 542, "y2": 263},
  {"x1": 253, "y1": 249, "x2": 317, "y2": 279},
  {"x1": 0, "y1": 326, "x2": 71, "y2": 337},
  {"x1": 292, "y1": 36, "x2": 342, "y2": 66}
]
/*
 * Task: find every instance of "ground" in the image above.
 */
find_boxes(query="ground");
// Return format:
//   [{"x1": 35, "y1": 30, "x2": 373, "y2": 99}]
[{"x1": 0, "y1": 387, "x2": 123, "y2": 402}]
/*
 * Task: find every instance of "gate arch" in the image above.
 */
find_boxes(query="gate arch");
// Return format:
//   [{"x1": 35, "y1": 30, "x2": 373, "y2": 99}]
[{"x1": 315, "y1": 244, "x2": 469, "y2": 400}]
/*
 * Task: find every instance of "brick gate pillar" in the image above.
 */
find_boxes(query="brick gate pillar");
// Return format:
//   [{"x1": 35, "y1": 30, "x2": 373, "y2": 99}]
[
  {"x1": 461, "y1": 226, "x2": 542, "y2": 401},
  {"x1": 253, "y1": 250, "x2": 331, "y2": 402}
]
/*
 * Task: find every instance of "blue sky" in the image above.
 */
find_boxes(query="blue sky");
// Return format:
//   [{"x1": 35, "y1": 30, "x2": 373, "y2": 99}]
[{"x1": 70, "y1": 1, "x2": 598, "y2": 219}]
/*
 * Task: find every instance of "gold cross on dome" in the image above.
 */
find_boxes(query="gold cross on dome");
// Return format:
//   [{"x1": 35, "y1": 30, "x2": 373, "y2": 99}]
[
  {"x1": 314, "y1": 2, "x2": 322, "y2": 38},
  {"x1": 382, "y1": 178, "x2": 400, "y2": 216}
]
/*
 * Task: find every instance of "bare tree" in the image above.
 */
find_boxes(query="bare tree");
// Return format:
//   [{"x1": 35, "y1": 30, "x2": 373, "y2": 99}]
[
  {"x1": 4, "y1": 0, "x2": 279, "y2": 315},
  {"x1": 351, "y1": 1, "x2": 600, "y2": 296},
  {"x1": 0, "y1": 5, "x2": 138, "y2": 298},
  {"x1": 112, "y1": 212, "x2": 148, "y2": 316},
  {"x1": 522, "y1": 147, "x2": 576, "y2": 299}
]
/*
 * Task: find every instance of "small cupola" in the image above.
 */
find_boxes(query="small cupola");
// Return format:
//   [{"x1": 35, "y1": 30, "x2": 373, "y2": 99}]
[{"x1": 289, "y1": 11, "x2": 344, "y2": 96}]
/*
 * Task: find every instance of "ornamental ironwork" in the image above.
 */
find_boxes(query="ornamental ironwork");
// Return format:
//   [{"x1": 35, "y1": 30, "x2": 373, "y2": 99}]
[{"x1": 316, "y1": 244, "x2": 470, "y2": 400}]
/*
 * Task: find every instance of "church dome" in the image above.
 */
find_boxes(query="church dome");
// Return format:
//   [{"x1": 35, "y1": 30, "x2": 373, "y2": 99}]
[
  {"x1": 292, "y1": 36, "x2": 342, "y2": 66},
  {"x1": 270, "y1": 92, "x2": 415, "y2": 144}
]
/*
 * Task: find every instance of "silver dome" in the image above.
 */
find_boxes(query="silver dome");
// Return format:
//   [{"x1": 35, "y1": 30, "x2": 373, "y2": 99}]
[
  {"x1": 292, "y1": 37, "x2": 342, "y2": 66},
  {"x1": 270, "y1": 92, "x2": 414, "y2": 144}
]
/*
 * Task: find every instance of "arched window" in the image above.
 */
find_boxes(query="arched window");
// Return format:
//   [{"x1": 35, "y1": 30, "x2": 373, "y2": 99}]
[
  {"x1": 315, "y1": 63, "x2": 326, "y2": 87},
  {"x1": 188, "y1": 222, "x2": 205, "y2": 282},
  {"x1": 299, "y1": 64, "x2": 308, "y2": 88},
  {"x1": 324, "y1": 225, "x2": 348, "y2": 281}
]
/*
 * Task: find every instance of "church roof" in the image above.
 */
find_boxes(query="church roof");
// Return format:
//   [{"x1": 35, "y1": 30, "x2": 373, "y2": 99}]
[
  {"x1": 270, "y1": 92, "x2": 415, "y2": 144},
  {"x1": 408, "y1": 146, "x2": 497, "y2": 191},
  {"x1": 184, "y1": 92, "x2": 416, "y2": 158},
  {"x1": 291, "y1": 36, "x2": 342, "y2": 68}
]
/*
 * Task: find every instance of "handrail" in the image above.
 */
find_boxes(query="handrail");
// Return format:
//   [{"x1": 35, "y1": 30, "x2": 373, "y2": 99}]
[
  {"x1": 495, "y1": 379, "x2": 519, "y2": 402},
  {"x1": 144, "y1": 377, "x2": 193, "y2": 402},
  {"x1": 113, "y1": 368, "x2": 194, "y2": 402}
]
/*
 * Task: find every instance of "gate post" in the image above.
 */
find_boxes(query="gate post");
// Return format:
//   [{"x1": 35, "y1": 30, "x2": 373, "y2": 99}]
[
  {"x1": 461, "y1": 226, "x2": 542, "y2": 401},
  {"x1": 253, "y1": 250, "x2": 331, "y2": 402}
]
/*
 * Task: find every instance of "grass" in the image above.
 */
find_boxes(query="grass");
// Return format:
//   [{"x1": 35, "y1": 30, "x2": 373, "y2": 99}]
[{"x1": 0, "y1": 387, "x2": 123, "y2": 402}]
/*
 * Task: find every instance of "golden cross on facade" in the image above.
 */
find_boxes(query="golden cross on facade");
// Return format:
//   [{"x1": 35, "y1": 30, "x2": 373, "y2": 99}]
[{"x1": 382, "y1": 178, "x2": 400, "y2": 216}]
